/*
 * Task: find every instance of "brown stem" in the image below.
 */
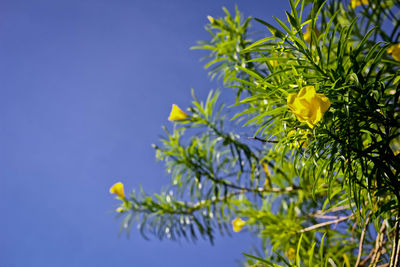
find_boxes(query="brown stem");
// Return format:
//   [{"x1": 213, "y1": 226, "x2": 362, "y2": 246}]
[
  {"x1": 355, "y1": 215, "x2": 371, "y2": 266},
  {"x1": 299, "y1": 215, "x2": 353, "y2": 233},
  {"x1": 389, "y1": 205, "x2": 400, "y2": 267},
  {"x1": 393, "y1": 219, "x2": 400, "y2": 267},
  {"x1": 370, "y1": 221, "x2": 387, "y2": 267}
]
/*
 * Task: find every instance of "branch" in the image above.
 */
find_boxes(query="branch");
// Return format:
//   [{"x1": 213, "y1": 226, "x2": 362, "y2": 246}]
[
  {"x1": 248, "y1": 136, "x2": 278, "y2": 143},
  {"x1": 298, "y1": 215, "x2": 353, "y2": 233},
  {"x1": 369, "y1": 221, "x2": 387, "y2": 267},
  {"x1": 389, "y1": 202, "x2": 400, "y2": 267},
  {"x1": 308, "y1": 205, "x2": 350, "y2": 217},
  {"x1": 355, "y1": 214, "x2": 371, "y2": 267},
  {"x1": 389, "y1": 217, "x2": 400, "y2": 267}
]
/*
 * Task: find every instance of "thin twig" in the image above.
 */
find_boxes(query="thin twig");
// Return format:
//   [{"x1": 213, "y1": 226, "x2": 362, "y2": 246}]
[
  {"x1": 359, "y1": 249, "x2": 374, "y2": 266},
  {"x1": 299, "y1": 215, "x2": 353, "y2": 233},
  {"x1": 389, "y1": 208, "x2": 400, "y2": 267},
  {"x1": 355, "y1": 214, "x2": 371, "y2": 266},
  {"x1": 308, "y1": 205, "x2": 351, "y2": 218},
  {"x1": 369, "y1": 221, "x2": 387, "y2": 267},
  {"x1": 312, "y1": 215, "x2": 343, "y2": 220},
  {"x1": 248, "y1": 136, "x2": 278, "y2": 143},
  {"x1": 184, "y1": 186, "x2": 302, "y2": 213},
  {"x1": 393, "y1": 218, "x2": 400, "y2": 267}
]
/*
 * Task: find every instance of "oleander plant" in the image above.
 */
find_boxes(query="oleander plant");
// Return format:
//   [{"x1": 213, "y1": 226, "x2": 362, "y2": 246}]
[{"x1": 109, "y1": 0, "x2": 400, "y2": 266}]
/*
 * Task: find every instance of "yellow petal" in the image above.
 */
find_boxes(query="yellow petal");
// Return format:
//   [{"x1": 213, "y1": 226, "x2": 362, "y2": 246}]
[
  {"x1": 232, "y1": 217, "x2": 246, "y2": 232},
  {"x1": 288, "y1": 91, "x2": 310, "y2": 119},
  {"x1": 351, "y1": 0, "x2": 359, "y2": 8},
  {"x1": 168, "y1": 104, "x2": 189, "y2": 121},
  {"x1": 316, "y1": 93, "x2": 331, "y2": 113},
  {"x1": 287, "y1": 93, "x2": 297, "y2": 107},
  {"x1": 389, "y1": 44, "x2": 400, "y2": 62},
  {"x1": 306, "y1": 120, "x2": 315, "y2": 129},
  {"x1": 351, "y1": 0, "x2": 368, "y2": 8},
  {"x1": 298, "y1": 86, "x2": 316, "y2": 102},
  {"x1": 311, "y1": 106, "x2": 323, "y2": 126},
  {"x1": 109, "y1": 182, "x2": 125, "y2": 199},
  {"x1": 294, "y1": 100, "x2": 312, "y2": 121},
  {"x1": 388, "y1": 44, "x2": 395, "y2": 54}
]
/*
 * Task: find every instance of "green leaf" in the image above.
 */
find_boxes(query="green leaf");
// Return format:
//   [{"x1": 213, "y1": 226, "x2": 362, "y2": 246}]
[{"x1": 254, "y1": 17, "x2": 286, "y2": 38}]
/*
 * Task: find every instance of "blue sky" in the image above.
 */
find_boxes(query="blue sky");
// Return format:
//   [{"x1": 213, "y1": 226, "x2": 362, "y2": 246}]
[{"x1": 0, "y1": 0, "x2": 288, "y2": 266}]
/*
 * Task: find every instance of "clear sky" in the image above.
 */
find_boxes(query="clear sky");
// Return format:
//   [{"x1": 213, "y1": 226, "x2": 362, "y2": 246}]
[{"x1": 0, "y1": 0, "x2": 288, "y2": 266}]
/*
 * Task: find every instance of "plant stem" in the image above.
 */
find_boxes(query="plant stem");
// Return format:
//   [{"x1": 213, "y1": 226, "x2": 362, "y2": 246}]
[
  {"x1": 298, "y1": 215, "x2": 353, "y2": 233},
  {"x1": 355, "y1": 214, "x2": 371, "y2": 266}
]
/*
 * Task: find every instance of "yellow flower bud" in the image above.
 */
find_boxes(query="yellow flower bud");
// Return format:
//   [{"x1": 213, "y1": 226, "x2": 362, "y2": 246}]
[
  {"x1": 351, "y1": 0, "x2": 368, "y2": 8},
  {"x1": 207, "y1": 15, "x2": 215, "y2": 24},
  {"x1": 168, "y1": 104, "x2": 189, "y2": 121},
  {"x1": 116, "y1": 207, "x2": 125, "y2": 213},
  {"x1": 287, "y1": 86, "x2": 331, "y2": 128},
  {"x1": 387, "y1": 43, "x2": 400, "y2": 62},
  {"x1": 261, "y1": 161, "x2": 271, "y2": 178},
  {"x1": 269, "y1": 60, "x2": 278, "y2": 67},
  {"x1": 232, "y1": 217, "x2": 246, "y2": 232},
  {"x1": 261, "y1": 161, "x2": 271, "y2": 188},
  {"x1": 109, "y1": 182, "x2": 125, "y2": 199}
]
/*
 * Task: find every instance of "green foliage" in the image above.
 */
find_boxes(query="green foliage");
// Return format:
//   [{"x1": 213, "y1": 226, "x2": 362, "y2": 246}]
[{"x1": 111, "y1": 0, "x2": 400, "y2": 266}]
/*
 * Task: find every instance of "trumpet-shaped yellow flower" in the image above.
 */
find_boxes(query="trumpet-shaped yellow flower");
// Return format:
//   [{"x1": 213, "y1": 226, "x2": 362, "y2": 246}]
[
  {"x1": 109, "y1": 182, "x2": 125, "y2": 199},
  {"x1": 232, "y1": 217, "x2": 246, "y2": 232},
  {"x1": 168, "y1": 104, "x2": 189, "y2": 121},
  {"x1": 351, "y1": 0, "x2": 368, "y2": 8},
  {"x1": 287, "y1": 86, "x2": 331, "y2": 128},
  {"x1": 303, "y1": 25, "x2": 320, "y2": 44},
  {"x1": 387, "y1": 43, "x2": 400, "y2": 62}
]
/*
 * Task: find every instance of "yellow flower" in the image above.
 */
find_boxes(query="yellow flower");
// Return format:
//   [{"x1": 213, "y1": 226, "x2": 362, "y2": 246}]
[
  {"x1": 303, "y1": 25, "x2": 320, "y2": 44},
  {"x1": 351, "y1": 0, "x2": 368, "y2": 8},
  {"x1": 387, "y1": 43, "x2": 400, "y2": 62},
  {"x1": 287, "y1": 86, "x2": 331, "y2": 128},
  {"x1": 109, "y1": 182, "x2": 125, "y2": 199},
  {"x1": 207, "y1": 15, "x2": 215, "y2": 24},
  {"x1": 232, "y1": 217, "x2": 246, "y2": 232},
  {"x1": 168, "y1": 104, "x2": 189, "y2": 121},
  {"x1": 286, "y1": 248, "x2": 296, "y2": 261}
]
